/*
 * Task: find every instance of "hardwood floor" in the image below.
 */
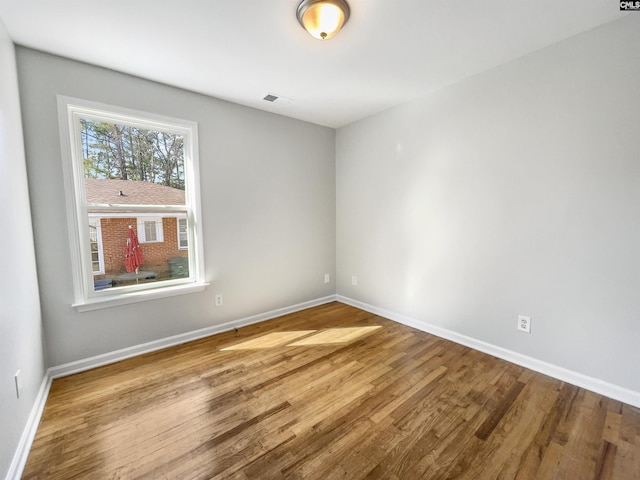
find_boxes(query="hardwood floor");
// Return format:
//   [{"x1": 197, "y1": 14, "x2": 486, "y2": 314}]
[{"x1": 23, "y1": 302, "x2": 640, "y2": 479}]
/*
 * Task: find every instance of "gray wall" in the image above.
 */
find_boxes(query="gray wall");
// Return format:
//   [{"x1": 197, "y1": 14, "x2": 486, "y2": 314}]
[
  {"x1": 0, "y1": 21, "x2": 46, "y2": 480},
  {"x1": 336, "y1": 16, "x2": 640, "y2": 392},
  {"x1": 16, "y1": 47, "x2": 336, "y2": 367}
]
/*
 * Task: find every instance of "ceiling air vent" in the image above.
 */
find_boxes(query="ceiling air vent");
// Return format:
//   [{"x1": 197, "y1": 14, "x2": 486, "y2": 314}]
[{"x1": 262, "y1": 93, "x2": 293, "y2": 105}]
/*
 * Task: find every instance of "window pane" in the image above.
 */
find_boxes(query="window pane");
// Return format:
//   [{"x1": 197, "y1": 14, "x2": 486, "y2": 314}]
[
  {"x1": 144, "y1": 221, "x2": 157, "y2": 242},
  {"x1": 79, "y1": 117, "x2": 192, "y2": 291},
  {"x1": 81, "y1": 119, "x2": 184, "y2": 190}
]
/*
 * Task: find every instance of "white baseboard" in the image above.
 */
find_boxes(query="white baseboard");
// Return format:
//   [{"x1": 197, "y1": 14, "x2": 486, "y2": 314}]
[
  {"x1": 50, "y1": 295, "x2": 337, "y2": 379},
  {"x1": 5, "y1": 373, "x2": 52, "y2": 480},
  {"x1": 337, "y1": 295, "x2": 640, "y2": 408}
]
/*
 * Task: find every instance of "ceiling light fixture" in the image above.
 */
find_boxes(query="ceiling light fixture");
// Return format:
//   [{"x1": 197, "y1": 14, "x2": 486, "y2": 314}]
[{"x1": 296, "y1": 0, "x2": 350, "y2": 40}]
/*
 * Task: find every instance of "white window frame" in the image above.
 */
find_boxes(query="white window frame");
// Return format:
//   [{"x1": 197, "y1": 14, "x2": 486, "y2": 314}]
[
  {"x1": 58, "y1": 96, "x2": 207, "y2": 312},
  {"x1": 137, "y1": 217, "x2": 164, "y2": 243},
  {"x1": 177, "y1": 217, "x2": 188, "y2": 250}
]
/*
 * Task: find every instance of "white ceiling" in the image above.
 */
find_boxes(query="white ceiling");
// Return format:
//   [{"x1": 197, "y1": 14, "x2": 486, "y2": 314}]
[{"x1": 0, "y1": 0, "x2": 627, "y2": 128}]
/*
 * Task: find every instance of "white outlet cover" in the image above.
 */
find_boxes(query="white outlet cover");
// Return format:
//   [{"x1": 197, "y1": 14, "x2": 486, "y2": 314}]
[
  {"x1": 324, "y1": 273, "x2": 330, "y2": 284},
  {"x1": 518, "y1": 315, "x2": 531, "y2": 333},
  {"x1": 351, "y1": 276, "x2": 357, "y2": 286}
]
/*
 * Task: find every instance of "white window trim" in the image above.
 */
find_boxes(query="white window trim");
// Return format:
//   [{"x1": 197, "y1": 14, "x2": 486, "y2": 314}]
[
  {"x1": 137, "y1": 217, "x2": 164, "y2": 243},
  {"x1": 58, "y1": 96, "x2": 207, "y2": 311},
  {"x1": 177, "y1": 217, "x2": 188, "y2": 250}
]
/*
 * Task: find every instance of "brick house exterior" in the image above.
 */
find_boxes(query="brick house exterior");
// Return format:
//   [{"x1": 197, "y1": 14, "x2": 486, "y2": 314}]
[
  {"x1": 86, "y1": 179, "x2": 188, "y2": 282},
  {"x1": 97, "y1": 216, "x2": 186, "y2": 278}
]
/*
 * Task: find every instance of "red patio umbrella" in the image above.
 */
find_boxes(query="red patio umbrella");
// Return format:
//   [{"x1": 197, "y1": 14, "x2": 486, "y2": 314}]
[{"x1": 125, "y1": 225, "x2": 144, "y2": 273}]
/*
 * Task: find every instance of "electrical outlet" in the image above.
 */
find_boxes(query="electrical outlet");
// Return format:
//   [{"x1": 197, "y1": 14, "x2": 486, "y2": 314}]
[
  {"x1": 215, "y1": 294, "x2": 223, "y2": 307},
  {"x1": 14, "y1": 370, "x2": 21, "y2": 399},
  {"x1": 351, "y1": 275, "x2": 358, "y2": 286},
  {"x1": 324, "y1": 273, "x2": 330, "y2": 284},
  {"x1": 518, "y1": 315, "x2": 531, "y2": 333}
]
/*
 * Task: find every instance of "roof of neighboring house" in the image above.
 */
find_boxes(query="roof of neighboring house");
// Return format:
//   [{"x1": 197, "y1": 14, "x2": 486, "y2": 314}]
[{"x1": 85, "y1": 178, "x2": 185, "y2": 205}]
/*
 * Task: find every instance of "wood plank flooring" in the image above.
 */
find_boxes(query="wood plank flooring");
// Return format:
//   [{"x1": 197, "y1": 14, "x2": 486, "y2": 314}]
[{"x1": 22, "y1": 302, "x2": 640, "y2": 479}]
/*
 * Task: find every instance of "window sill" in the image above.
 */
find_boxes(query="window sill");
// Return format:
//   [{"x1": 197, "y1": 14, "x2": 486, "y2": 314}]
[{"x1": 73, "y1": 281, "x2": 208, "y2": 312}]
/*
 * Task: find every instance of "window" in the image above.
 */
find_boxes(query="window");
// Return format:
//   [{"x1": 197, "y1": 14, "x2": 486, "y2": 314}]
[
  {"x1": 137, "y1": 217, "x2": 164, "y2": 243},
  {"x1": 178, "y1": 217, "x2": 188, "y2": 249},
  {"x1": 58, "y1": 96, "x2": 206, "y2": 311},
  {"x1": 88, "y1": 218, "x2": 104, "y2": 274}
]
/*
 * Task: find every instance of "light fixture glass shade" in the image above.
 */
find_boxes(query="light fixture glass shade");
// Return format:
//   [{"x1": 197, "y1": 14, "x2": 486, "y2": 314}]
[{"x1": 297, "y1": 0, "x2": 350, "y2": 40}]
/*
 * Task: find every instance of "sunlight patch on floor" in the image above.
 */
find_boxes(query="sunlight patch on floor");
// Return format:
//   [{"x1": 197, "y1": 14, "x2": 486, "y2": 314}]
[
  {"x1": 221, "y1": 331, "x2": 316, "y2": 350},
  {"x1": 220, "y1": 326, "x2": 383, "y2": 351},
  {"x1": 287, "y1": 326, "x2": 382, "y2": 346}
]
